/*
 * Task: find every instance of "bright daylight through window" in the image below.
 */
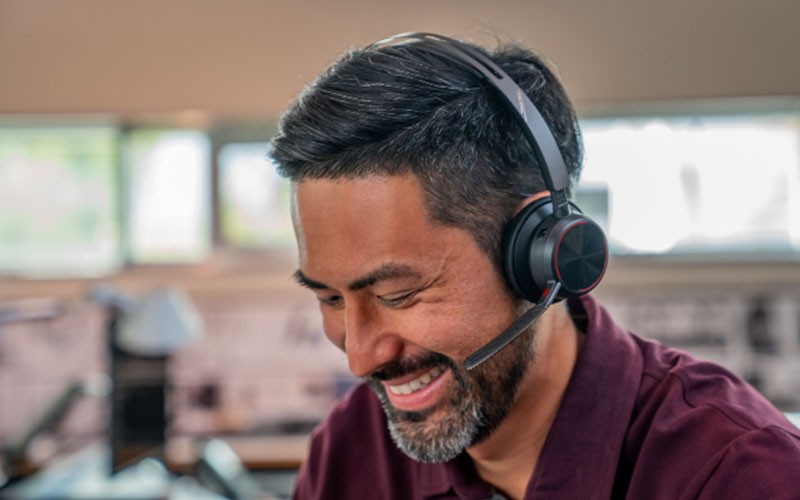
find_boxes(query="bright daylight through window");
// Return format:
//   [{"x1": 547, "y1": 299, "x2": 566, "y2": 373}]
[
  {"x1": 125, "y1": 129, "x2": 211, "y2": 263},
  {"x1": 577, "y1": 112, "x2": 800, "y2": 256},
  {"x1": 0, "y1": 125, "x2": 120, "y2": 277},
  {"x1": 219, "y1": 142, "x2": 294, "y2": 248}
]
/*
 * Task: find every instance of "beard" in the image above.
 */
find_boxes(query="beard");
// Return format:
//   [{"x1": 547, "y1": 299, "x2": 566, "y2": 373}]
[{"x1": 365, "y1": 323, "x2": 535, "y2": 463}]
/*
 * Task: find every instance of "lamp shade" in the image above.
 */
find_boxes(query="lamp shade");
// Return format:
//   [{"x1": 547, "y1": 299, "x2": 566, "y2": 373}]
[{"x1": 116, "y1": 288, "x2": 203, "y2": 357}]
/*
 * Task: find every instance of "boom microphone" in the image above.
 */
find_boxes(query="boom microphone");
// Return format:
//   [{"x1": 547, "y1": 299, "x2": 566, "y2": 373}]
[{"x1": 465, "y1": 280, "x2": 560, "y2": 370}]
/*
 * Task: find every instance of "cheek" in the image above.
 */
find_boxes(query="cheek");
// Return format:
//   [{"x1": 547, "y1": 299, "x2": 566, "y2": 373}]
[
  {"x1": 321, "y1": 310, "x2": 346, "y2": 352},
  {"x1": 425, "y1": 281, "x2": 518, "y2": 357},
  {"x1": 398, "y1": 299, "x2": 516, "y2": 360},
  {"x1": 413, "y1": 314, "x2": 474, "y2": 357}
]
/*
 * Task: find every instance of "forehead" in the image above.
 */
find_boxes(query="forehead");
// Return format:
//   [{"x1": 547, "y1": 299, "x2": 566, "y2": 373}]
[
  {"x1": 293, "y1": 173, "x2": 429, "y2": 225},
  {"x1": 291, "y1": 173, "x2": 456, "y2": 283}
]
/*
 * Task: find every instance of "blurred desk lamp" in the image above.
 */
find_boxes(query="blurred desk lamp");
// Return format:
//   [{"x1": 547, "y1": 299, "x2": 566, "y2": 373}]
[
  {"x1": 90, "y1": 285, "x2": 203, "y2": 357},
  {"x1": 90, "y1": 285, "x2": 204, "y2": 474}
]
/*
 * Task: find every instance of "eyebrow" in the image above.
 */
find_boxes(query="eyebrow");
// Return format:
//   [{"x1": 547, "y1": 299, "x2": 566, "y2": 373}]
[
  {"x1": 294, "y1": 263, "x2": 422, "y2": 292},
  {"x1": 293, "y1": 270, "x2": 329, "y2": 290}
]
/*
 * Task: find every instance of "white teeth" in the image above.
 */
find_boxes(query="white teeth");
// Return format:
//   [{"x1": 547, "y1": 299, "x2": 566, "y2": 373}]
[{"x1": 388, "y1": 366, "x2": 444, "y2": 395}]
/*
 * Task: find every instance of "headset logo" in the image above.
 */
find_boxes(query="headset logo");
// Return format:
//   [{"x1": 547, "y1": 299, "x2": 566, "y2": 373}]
[{"x1": 516, "y1": 89, "x2": 527, "y2": 121}]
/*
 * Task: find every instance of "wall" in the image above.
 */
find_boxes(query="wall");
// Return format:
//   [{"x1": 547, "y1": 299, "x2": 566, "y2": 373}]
[{"x1": 1, "y1": 0, "x2": 800, "y2": 117}]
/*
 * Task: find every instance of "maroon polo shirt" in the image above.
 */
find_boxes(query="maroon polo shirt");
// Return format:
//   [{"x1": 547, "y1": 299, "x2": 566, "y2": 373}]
[{"x1": 293, "y1": 295, "x2": 800, "y2": 499}]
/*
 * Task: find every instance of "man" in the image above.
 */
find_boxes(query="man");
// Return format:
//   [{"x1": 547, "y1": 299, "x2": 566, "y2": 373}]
[{"x1": 270, "y1": 33, "x2": 800, "y2": 499}]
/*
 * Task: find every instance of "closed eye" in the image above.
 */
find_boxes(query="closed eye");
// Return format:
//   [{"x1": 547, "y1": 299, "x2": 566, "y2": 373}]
[
  {"x1": 378, "y1": 290, "x2": 417, "y2": 308},
  {"x1": 317, "y1": 294, "x2": 343, "y2": 308}
]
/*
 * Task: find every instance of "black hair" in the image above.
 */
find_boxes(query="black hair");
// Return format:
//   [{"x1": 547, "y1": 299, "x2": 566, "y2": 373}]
[{"x1": 270, "y1": 36, "x2": 584, "y2": 269}]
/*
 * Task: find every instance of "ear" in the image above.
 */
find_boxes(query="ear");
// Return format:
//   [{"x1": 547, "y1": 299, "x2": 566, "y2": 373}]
[{"x1": 514, "y1": 191, "x2": 551, "y2": 216}]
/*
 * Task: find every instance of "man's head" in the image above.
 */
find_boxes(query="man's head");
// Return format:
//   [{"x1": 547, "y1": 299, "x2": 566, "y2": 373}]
[
  {"x1": 271, "y1": 34, "x2": 584, "y2": 462},
  {"x1": 271, "y1": 34, "x2": 584, "y2": 270}
]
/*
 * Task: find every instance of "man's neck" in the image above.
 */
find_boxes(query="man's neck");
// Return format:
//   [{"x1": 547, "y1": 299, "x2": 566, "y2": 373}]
[{"x1": 466, "y1": 303, "x2": 584, "y2": 499}]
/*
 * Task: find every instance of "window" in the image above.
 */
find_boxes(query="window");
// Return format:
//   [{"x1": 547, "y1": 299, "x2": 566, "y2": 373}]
[
  {"x1": 577, "y1": 112, "x2": 800, "y2": 256},
  {"x1": 125, "y1": 129, "x2": 211, "y2": 263},
  {"x1": 7, "y1": 107, "x2": 797, "y2": 279},
  {"x1": 0, "y1": 125, "x2": 120, "y2": 277},
  {"x1": 218, "y1": 142, "x2": 293, "y2": 248},
  {"x1": 0, "y1": 123, "x2": 214, "y2": 278}
]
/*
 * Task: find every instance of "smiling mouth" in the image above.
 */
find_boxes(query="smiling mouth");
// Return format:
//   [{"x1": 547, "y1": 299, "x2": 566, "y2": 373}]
[{"x1": 386, "y1": 366, "x2": 443, "y2": 395}]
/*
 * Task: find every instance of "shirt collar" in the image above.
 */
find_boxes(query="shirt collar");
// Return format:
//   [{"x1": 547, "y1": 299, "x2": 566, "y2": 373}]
[
  {"x1": 525, "y1": 294, "x2": 643, "y2": 498},
  {"x1": 417, "y1": 294, "x2": 643, "y2": 499},
  {"x1": 419, "y1": 454, "x2": 494, "y2": 499}
]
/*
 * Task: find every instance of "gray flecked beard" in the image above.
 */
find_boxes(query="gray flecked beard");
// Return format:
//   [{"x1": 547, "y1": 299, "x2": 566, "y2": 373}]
[{"x1": 366, "y1": 324, "x2": 535, "y2": 463}]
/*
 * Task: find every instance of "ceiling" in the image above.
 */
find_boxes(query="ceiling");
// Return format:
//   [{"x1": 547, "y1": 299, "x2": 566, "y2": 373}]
[{"x1": 1, "y1": 0, "x2": 799, "y2": 118}]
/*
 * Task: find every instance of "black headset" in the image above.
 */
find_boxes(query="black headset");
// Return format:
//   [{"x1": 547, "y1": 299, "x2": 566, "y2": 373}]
[{"x1": 371, "y1": 33, "x2": 608, "y2": 369}]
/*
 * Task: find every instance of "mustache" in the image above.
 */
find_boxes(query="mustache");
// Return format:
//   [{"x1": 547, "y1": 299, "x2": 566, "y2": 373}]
[{"x1": 369, "y1": 352, "x2": 456, "y2": 382}]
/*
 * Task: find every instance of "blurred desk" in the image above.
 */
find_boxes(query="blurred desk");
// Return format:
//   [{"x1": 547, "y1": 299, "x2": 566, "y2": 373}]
[
  {"x1": 1, "y1": 435, "x2": 308, "y2": 499},
  {"x1": 166, "y1": 434, "x2": 309, "y2": 472},
  {"x1": 0, "y1": 444, "x2": 177, "y2": 499}
]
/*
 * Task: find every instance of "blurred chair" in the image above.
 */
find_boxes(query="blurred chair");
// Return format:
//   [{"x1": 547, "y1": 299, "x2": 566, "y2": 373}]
[{"x1": 90, "y1": 285, "x2": 203, "y2": 474}]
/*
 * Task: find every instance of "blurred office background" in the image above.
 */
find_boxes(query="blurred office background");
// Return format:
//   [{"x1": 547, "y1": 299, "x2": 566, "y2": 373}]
[{"x1": 1, "y1": 0, "x2": 799, "y2": 497}]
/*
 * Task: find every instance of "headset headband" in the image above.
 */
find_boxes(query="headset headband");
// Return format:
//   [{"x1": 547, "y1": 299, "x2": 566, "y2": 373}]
[{"x1": 370, "y1": 32, "x2": 571, "y2": 216}]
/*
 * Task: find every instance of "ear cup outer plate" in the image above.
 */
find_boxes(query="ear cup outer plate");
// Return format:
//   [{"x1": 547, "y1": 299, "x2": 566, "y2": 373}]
[{"x1": 552, "y1": 217, "x2": 608, "y2": 295}]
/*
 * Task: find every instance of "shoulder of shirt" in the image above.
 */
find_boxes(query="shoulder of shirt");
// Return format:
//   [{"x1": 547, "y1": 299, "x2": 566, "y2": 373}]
[
  {"x1": 692, "y1": 424, "x2": 800, "y2": 496},
  {"x1": 631, "y1": 334, "x2": 800, "y2": 437},
  {"x1": 729, "y1": 424, "x2": 800, "y2": 466}
]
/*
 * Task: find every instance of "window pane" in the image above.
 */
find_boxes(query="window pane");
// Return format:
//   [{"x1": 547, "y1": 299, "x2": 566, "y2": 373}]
[
  {"x1": 578, "y1": 113, "x2": 800, "y2": 255},
  {"x1": 0, "y1": 126, "x2": 119, "y2": 277},
  {"x1": 219, "y1": 143, "x2": 293, "y2": 247},
  {"x1": 126, "y1": 129, "x2": 211, "y2": 263}
]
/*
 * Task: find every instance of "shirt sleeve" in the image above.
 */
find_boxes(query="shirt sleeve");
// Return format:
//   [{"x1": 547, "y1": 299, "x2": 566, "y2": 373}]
[{"x1": 695, "y1": 425, "x2": 800, "y2": 499}]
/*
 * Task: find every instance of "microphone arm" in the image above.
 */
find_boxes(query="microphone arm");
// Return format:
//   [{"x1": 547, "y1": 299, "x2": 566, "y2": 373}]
[{"x1": 465, "y1": 281, "x2": 561, "y2": 370}]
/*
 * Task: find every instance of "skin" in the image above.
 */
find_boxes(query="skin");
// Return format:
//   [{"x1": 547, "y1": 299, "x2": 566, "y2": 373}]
[{"x1": 292, "y1": 173, "x2": 584, "y2": 499}]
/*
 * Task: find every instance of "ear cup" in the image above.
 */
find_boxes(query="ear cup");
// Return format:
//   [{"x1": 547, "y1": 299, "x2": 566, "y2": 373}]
[
  {"x1": 503, "y1": 198, "x2": 553, "y2": 302},
  {"x1": 503, "y1": 197, "x2": 608, "y2": 301}
]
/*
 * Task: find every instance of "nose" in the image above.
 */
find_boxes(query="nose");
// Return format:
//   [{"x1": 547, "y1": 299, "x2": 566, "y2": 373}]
[{"x1": 343, "y1": 297, "x2": 403, "y2": 378}]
